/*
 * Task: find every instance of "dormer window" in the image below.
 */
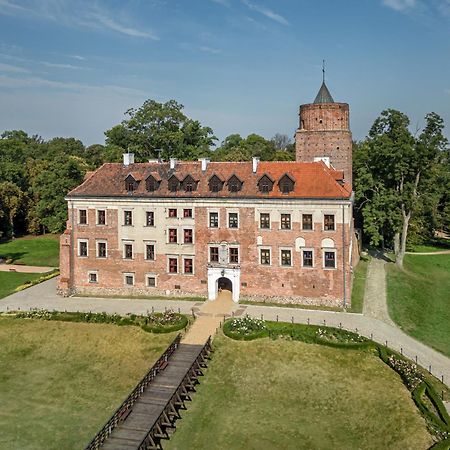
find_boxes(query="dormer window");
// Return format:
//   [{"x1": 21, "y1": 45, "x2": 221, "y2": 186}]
[
  {"x1": 182, "y1": 175, "x2": 197, "y2": 193},
  {"x1": 209, "y1": 175, "x2": 223, "y2": 193},
  {"x1": 257, "y1": 174, "x2": 274, "y2": 194},
  {"x1": 125, "y1": 174, "x2": 138, "y2": 192},
  {"x1": 168, "y1": 175, "x2": 180, "y2": 192},
  {"x1": 227, "y1": 175, "x2": 242, "y2": 193},
  {"x1": 146, "y1": 174, "x2": 159, "y2": 192},
  {"x1": 279, "y1": 174, "x2": 295, "y2": 194}
]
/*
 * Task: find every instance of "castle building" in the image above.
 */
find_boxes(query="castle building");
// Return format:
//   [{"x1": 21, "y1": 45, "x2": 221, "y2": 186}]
[{"x1": 58, "y1": 83, "x2": 357, "y2": 307}]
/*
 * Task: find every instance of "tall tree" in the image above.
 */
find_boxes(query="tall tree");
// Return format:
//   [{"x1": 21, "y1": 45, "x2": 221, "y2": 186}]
[
  {"x1": 0, "y1": 181, "x2": 26, "y2": 238},
  {"x1": 105, "y1": 99, "x2": 216, "y2": 161}
]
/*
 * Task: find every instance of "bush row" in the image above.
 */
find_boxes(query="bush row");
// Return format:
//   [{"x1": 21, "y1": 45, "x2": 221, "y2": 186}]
[
  {"x1": 9, "y1": 309, "x2": 189, "y2": 334},
  {"x1": 224, "y1": 315, "x2": 450, "y2": 448},
  {"x1": 14, "y1": 270, "x2": 60, "y2": 292}
]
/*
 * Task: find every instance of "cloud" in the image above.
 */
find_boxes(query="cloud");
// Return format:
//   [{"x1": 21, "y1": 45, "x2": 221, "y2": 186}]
[
  {"x1": 382, "y1": 0, "x2": 417, "y2": 11},
  {"x1": 67, "y1": 54, "x2": 86, "y2": 61},
  {"x1": 0, "y1": 62, "x2": 30, "y2": 73},
  {"x1": 242, "y1": 0, "x2": 289, "y2": 26},
  {"x1": 199, "y1": 46, "x2": 221, "y2": 54},
  {"x1": 41, "y1": 61, "x2": 86, "y2": 70}
]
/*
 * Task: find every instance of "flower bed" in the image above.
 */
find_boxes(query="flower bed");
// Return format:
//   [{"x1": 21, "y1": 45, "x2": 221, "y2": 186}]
[{"x1": 9, "y1": 309, "x2": 188, "y2": 334}]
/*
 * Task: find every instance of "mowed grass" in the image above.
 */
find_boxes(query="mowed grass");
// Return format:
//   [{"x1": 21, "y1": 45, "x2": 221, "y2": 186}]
[
  {"x1": 0, "y1": 234, "x2": 60, "y2": 267},
  {"x1": 0, "y1": 272, "x2": 42, "y2": 299},
  {"x1": 167, "y1": 336, "x2": 432, "y2": 450},
  {"x1": 0, "y1": 317, "x2": 176, "y2": 450},
  {"x1": 349, "y1": 256, "x2": 370, "y2": 313},
  {"x1": 387, "y1": 254, "x2": 450, "y2": 357}
]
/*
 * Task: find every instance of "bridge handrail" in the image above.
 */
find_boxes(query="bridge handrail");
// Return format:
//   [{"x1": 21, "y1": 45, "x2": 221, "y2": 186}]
[
  {"x1": 137, "y1": 336, "x2": 212, "y2": 450},
  {"x1": 84, "y1": 333, "x2": 182, "y2": 450}
]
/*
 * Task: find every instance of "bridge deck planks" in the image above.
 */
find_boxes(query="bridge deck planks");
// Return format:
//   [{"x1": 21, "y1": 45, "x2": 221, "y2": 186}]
[{"x1": 101, "y1": 343, "x2": 204, "y2": 450}]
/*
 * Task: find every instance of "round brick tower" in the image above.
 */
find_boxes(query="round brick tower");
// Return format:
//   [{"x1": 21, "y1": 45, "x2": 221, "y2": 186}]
[{"x1": 295, "y1": 81, "x2": 353, "y2": 186}]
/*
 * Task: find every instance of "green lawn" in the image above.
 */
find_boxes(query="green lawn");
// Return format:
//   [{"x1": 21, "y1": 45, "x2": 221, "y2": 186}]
[
  {"x1": 167, "y1": 336, "x2": 431, "y2": 450},
  {"x1": 0, "y1": 234, "x2": 60, "y2": 267},
  {"x1": 0, "y1": 317, "x2": 176, "y2": 450},
  {"x1": 349, "y1": 256, "x2": 370, "y2": 313},
  {"x1": 387, "y1": 254, "x2": 450, "y2": 357},
  {"x1": 0, "y1": 272, "x2": 43, "y2": 299}
]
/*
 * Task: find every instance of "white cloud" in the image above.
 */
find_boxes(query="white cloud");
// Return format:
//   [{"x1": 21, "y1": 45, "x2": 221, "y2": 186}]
[
  {"x1": 382, "y1": 0, "x2": 417, "y2": 11},
  {"x1": 242, "y1": 0, "x2": 289, "y2": 26},
  {"x1": 67, "y1": 54, "x2": 86, "y2": 61},
  {"x1": 0, "y1": 62, "x2": 30, "y2": 73},
  {"x1": 41, "y1": 61, "x2": 85, "y2": 70}
]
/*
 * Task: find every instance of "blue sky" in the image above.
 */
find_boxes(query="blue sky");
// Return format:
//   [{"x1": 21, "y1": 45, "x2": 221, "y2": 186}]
[{"x1": 0, "y1": 0, "x2": 449, "y2": 146}]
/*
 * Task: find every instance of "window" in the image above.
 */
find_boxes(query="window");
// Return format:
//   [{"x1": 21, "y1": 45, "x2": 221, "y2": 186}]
[
  {"x1": 146, "y1": 244, "x2": 155, "y2": 260},
  {"x1": 228, "y1": 212, "x2": 238, "y2": 228},
  {"x1": 324, "y1": 251, "x2": 336, "y2": 268},
  {"x1": 258, "y1": 175, "x2": 274, "y2": 193},
  {"x1": 79, "y1": 209, "x2": 87, "y2": 225},
  {"x1": 302, "y1": 214, "x2": 313, "y2": 231},
  {"x1": 169, "y1": 258, "x2": 178, "y2": 273},
  {"x1": 97, "y1": 210, "x2": 106, "y2": 225},
  {"x1": 228, "y1": 175, "x2": 242, "y2": 193},
  {"x1": 183, "y1": 208, "x2": 192, "y2": 218},
  {"x1": 146, "y1": 211, "x2": 154, "y2": 227},
  {"x1": 182, "y1": 175, "x2": 196, "y2": 192},
  {"x1": 88, "y1": 272, "x2": 97, "y2": 283},
  {"x1": 184, "y1": 258, "x2": 193, "y2": 274},
  {"x1": 280, "y1": 214, "x2": 291, "y2": 230},
  {"x1": 260, "y1": 213, "x2": 270, "y2": 229},
  {"x1": 229, "y1": 247, "x2": 239, "y2": 264},
  {"x1": 124, "y1": 244, "x2": 133, "y2": 259},
  {"x1": 184, "y1": 229, "x2": 193, "y2": 244},
  {"x1": 124, "y1": 210, "x2": 133, "y2": 226},
  {"x1": 125, "y1": 175, "x2": 137, "y2": 192},
  {"x1": 147, "y1": 276, "x2": 156, "y2": 287},
  {"x1": 168, "y1": 176, "x2": 179, "y2": 192},
  {"x1": 124, "y1": 274, "x2": 134, "y2": 286},
  {"x1": 281, "y1": 249, "x2": 292, "y2": 266},
  {"x1": 209, "y1": 175, "x2": 223, "y2": 192},
  {"x1": 302, "y1": 250, "x2": 313, "y2": 267},
  {"x1": 279, "y1": 174, "x2": 295, "y2": 194},
  {"x1": 169, "y1": 228, "x2": 177, "y2": 243},
  {"x1": 260, "y1": 249, "x2": 271, "y2": 265},
  {"x1": 169, "y1": 208, "x2": 177, "y2": 218},
  {"x1": 324, "y1": 214, "x2": 335, "y2": 231},
  {"x1": 97, "y1": 242, "x2": 107, "y2": 258},
  {"x1": 146, "y1": 175, "x2": 159, "y2": 192},
  {"x1": 210, "y1": 247, "x2": 219, "y2": 263},
  {"x1": 78, "y1": 240, "x2": 88, "y2": 257},
  {"x1": 209, "y1": 212, "x2": 219, "y2": 228}
]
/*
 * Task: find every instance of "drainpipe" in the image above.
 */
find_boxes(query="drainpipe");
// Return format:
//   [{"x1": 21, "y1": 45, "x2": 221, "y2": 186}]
[
  {"x1": 342, "y1": 203, "x2": 346, "y2": 309},
  {"x1": 69, "y1": 200, "x2": 75, "y2": 295}
]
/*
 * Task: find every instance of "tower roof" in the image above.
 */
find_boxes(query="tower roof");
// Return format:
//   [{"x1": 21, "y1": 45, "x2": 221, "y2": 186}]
[{"x1": 314, "y1": 81, "x2": 334, "y2": 104}]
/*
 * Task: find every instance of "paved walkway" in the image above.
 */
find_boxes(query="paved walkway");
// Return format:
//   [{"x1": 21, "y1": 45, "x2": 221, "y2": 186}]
[
  {"x1": 362, "y1": 254, "x2": 395, "y2": 326},
  {"x1": 406, "y1": 250, "x2": 450, "y2": 255},
  {"x1": 1, "y1": 275, "x2": 450, "y2": 386},
  {"x1": 0, "y1": 264, "x2": 55, "y2": 273}
]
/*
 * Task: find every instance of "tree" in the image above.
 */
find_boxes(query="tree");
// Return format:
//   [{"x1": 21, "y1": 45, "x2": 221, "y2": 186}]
[
  {"x1": 271, "y1": 133, "x2": 292, "y2": 151},
  {"x1": 105, "y1": 99, "x2": 216, "y2": 161},
  {"x1": 354, "y1": 110, "x2": 448, "y2": 268},
  {"x1": 0, "y1": 181, "x2": 26, "y2": 238}
]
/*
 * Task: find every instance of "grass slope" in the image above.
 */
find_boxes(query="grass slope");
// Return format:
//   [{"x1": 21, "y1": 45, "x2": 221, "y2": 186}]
[
  {"x1": 387, "y1": 254, "x2": 450, "y2": 357},
  {"x1": 0, "y1": 317, "x2": 175, "y2": 450},
  {"x1": 167, "y1": 336, "x2": 431, "y2": 450},
  {"x1": 0, "y1": 272, "x2": 42, "y2": 299},
  {"x1": 0, "y1": 235, "x2": 60, "y2": 267},
  {"x1": 349, "y1": 256, "x2": 369, "y2": 313}
]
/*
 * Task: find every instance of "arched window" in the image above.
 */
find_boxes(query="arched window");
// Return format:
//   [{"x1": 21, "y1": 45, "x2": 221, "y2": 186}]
[
  {"x1": 146, "y1": 174, "x2": 159, "y2": 192},
  {"x1": 168, "y1": 175, "x2": 180, "y2": 192},
  {"x1": 227, "y1": 175, "x2": 242, "y2": 193},
  {"x1": 257, "y1": 174, "x2": 274, "y2": 193},
  {"x1": 208, "y1": 175, "x2": 223, "y2": 193},
  {"x1": 125, "y1": 174, "x2": 138, "y2": 192},
  {"x1": 279, "y1": 174, "x2": 295, "y2": 194}
]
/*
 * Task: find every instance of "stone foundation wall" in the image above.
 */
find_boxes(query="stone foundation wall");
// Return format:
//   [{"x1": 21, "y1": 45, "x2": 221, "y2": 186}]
[{"x1": 240, "y1": 293, "x2": 344, "y2": 308}]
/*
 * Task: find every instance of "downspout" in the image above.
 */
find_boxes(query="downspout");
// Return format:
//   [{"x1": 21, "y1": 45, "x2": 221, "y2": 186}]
[
  {"x1": 342, "y1": 203, "x2": 346, "y2": 309},
  {"x1": 69, "y1": 200, "x2": 75, "y2": 295}
]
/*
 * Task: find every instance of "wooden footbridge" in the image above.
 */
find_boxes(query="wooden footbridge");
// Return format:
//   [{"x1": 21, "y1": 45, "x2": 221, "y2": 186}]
[{"x1": 84, "y1": 334, "x2": 212, "y2": 450}]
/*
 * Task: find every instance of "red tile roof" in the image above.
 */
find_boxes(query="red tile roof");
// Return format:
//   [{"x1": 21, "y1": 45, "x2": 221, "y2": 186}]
[{"x1": 68, "y1": 160, "x2": 351, "y2": 199}]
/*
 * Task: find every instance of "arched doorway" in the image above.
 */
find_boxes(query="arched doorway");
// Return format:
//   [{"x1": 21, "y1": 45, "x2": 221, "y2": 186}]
[{"x1": 217, "y1": 277, "x2": 232, "y2": 293}]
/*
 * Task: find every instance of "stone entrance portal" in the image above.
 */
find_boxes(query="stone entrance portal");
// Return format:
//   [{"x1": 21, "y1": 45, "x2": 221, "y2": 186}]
[{"x1": 207, "y1": 267, "x2": 240, "y2": 302}]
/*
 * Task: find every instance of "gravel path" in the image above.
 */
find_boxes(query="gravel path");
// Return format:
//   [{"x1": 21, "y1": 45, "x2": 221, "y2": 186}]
[{"x1": 0, "y1": 264, "x2": 55, "y2": 273}]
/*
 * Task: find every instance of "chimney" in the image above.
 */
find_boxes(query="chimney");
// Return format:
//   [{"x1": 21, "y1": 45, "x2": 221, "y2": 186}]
[
  {"x1": 252, "y1": 157, "x2": 260, "y2": 173},
  {"x1": 169, "y1": 158, "x2": 177, "y2": 170},
  {"x1": 198, "y1": 158, "x2": 210, "y2": 171},
  {"x1": 123, "y1": 152, "x2": 134, "y2": 166}
]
